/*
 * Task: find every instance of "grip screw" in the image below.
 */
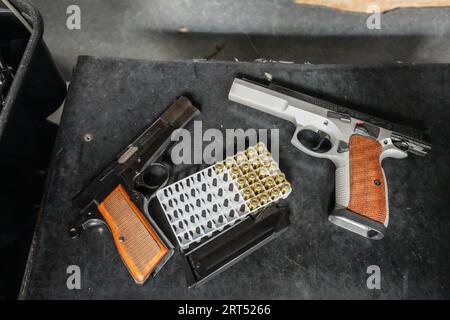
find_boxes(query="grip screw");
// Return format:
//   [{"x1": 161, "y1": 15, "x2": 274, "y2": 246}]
[
  {"x1": 374, "y1": 179, "x2": 381, "y2": 186},
  {"x1": 119, "y1": 236, "x2": 125, "y2": 242}
]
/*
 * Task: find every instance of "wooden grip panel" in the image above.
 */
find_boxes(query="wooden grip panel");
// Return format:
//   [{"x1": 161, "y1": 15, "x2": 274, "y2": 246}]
[
  {"x1": 98, "y1": 185, "x2": 168, "y2": 284},
  {"x1": 348, "y1": 135, "x2": 387, "y2": 224}
]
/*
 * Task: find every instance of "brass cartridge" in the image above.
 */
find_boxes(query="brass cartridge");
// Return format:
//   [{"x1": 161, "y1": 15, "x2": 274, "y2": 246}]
[
  {"x1": 253, "y1": 182, "x2": 264, "y2": 195},
  {"x1": 246, "y1": 172, "x2": 258, "y2": 185},
  {"x1": 236, "y1": 177, "x2": 247, "y2": 190},
  {"x1": 246, "y1": 147, "x2": 257, "y2": 159},
  {"x1": 243, "y1": 187, "x2": 253, "y2": 200},
  {"x1": 248, "y1": 198, "x2": 260, "y2": 210},
  {"x1": 263, "y1": 177, "x2": 276, "y2": 190},
  {"x1": 256, "y1": 142, "x2": 267, "y2": 154},
  {"x1": 258, "y1": 192, "x2": 270, "y2": 205},
  {"x1": 270, "y1": 188, "x2": 281, "y2": 200},
  {"x1": 235, "y1": 151, "x2": 247, "y2": 164},
  {"x1": 225, "y1": 157, "x2": 236, "y2": 169},
  {"x1": 230, "y1": 166, "x2": 240, "y2": 179},
  {"x1": 275, "y1": 172, "x2": 286, "y2": 184},
  {"x1": 240, "y1": 162, "x2": 251, "y2": 175},
  {"x1": 281, "y1": 182, "x2": 291, "y2": 194},
  {"x1": 214, "y1": 162, "x2": 225, "y2": 174},
  {"x1": 257, "y1": 166, "x2": 270, "y2": 179}
]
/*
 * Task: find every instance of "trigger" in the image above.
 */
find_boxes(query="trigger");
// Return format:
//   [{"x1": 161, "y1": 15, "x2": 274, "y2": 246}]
[{"x1": 297, "y1": 129, "x2": 332, "y2": 153}]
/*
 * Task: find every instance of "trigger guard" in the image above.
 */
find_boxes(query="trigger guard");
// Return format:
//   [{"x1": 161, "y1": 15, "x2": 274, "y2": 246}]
[
  {"x1": 290, "y1": 127, "x2": 307, "y2": 151},
  {"x1": 291, "y1": 127, "x2": 333, "y2": 160},
  {"x1": 136, "y1": 163, "x2": 170, "y2": 191},
  {"x1": 140, "y1": 162, "x2": 171, "y2": 203}
]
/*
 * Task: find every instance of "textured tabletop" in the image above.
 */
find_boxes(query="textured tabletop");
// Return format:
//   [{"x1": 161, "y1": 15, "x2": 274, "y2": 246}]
[{"x1": 21, "y1": 57, "x2": 450, "y2": 299}]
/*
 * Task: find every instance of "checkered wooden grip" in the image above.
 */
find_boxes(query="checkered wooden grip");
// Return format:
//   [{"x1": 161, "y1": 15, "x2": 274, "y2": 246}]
[
  {"x1": 97, "y1": 185, "x2": 169, "y2": 284},
  {"x1": 348, "y1": 134, "x2": 387, "y2": 225}
]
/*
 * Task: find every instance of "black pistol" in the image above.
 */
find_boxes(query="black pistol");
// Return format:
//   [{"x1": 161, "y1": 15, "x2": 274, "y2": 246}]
[{"x1": 69, "y1": 97, "x2": 200, "y2": 284}]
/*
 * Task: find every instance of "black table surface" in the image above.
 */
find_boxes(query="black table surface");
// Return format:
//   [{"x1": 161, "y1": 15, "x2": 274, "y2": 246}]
[{"x1": 20, "y1": 57, "x2": 450, "y2": 299}]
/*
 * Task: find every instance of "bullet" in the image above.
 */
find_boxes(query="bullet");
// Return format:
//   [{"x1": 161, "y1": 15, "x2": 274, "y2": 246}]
[
  {"x1": 258, "y1": 192, "x2": 270, "y2": 205},
  {"x1": 214, "y1": 162, "x2": 225, "y2": 174},
  {"x1": 263, "y1": 177, "x2": 276, "y2": 189},
  {"x1": 248, "y1": 198, "x2": 260, "y2": 210},
  {"x1": 246, "y1": 147, "x2": 257, "y2": 159},
  {"x1": 253, "y1": 182, "x2": 264, "y2": 195},
  {"x1": 250, "y1": 157, "x2": 263, "y2": 169},
  {"x1": 258, "y1": 166, "x2": 270, "y2": 179},
  {"x1": 281, "y1": 182, "x2": 291, "y2": 194},
  {"x1": 267, "y1": 162, "x2": 279, "y2": 174},
  {"x1": 270, "y1": 188, "x2": 281, "y2": 200},
  {"x1": 237, "y1": 177, "x2": 246, "y2": 189},
  {"x1": 231, "y1": 166, "x2": 240, "y2": 179},
  {"x1": 275, "y1": 172, "x2": 286, "y2": 184},
  {"x1": 256, "y1": 142, "x2": 267, "y2": 154},
  {"x1": 261, "y1": 155, "x2": 272, "y2": 166},
  {"x1": 225, "y1": 157, "x2": 236, "y2": 169},
  {"x1": 243, "y1": 187, "x2": 253, "y2": 200},
  {"x1": 246, "y1": 172, "x2": 258, "y2": 185},
  {"x1": 235, "y1": 151, "x2": 246, "y2": 164},
  {"x1": 240, "y1": 162, "x2": 251, "y2": 174}
]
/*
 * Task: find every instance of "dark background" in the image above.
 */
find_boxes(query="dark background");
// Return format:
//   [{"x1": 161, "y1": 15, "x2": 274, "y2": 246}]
[{"x1": 32, "y1": 0, "x2": 450, "y2": 80}]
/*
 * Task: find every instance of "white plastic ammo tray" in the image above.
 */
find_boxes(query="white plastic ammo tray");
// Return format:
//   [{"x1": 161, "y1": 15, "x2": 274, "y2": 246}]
[{"x1": 156, "y1": 142, "x2": 292, "y2": 250}]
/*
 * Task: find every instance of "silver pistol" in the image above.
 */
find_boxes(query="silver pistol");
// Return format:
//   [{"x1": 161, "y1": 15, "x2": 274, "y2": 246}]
[{"x1": 229, "y1": 78, "x2": 431, "y2": 240}]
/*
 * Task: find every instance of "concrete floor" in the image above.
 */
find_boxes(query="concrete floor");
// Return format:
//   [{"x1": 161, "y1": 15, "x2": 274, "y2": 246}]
[{"x1": 33, "y1": 0, "x2": 450, "y2": 80}]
